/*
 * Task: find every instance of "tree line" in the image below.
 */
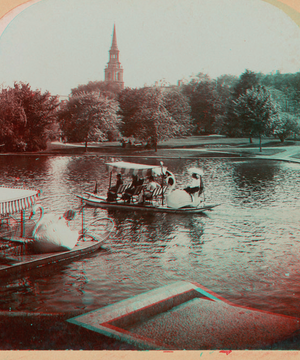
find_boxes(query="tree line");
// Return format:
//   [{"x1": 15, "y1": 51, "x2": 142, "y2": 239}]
[{"x1": 0, "y1": 69, "x2": 299, "y2": 152}]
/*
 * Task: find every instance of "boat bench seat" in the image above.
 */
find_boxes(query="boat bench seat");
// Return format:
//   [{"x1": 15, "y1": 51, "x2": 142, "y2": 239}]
[
  {"x1": 151, "y1": 186, "x2": 167, "y2": 199},
  {"x1": 116, "y1": 184, "x2": 131, "y2": 194},
  {"x1": 139, "y1": 186, "x2": 168, "y2": 205},
  {"x1": 107, "y1": 184, "x2": 131, "y2": 202},
  {"x1": 115, "y1": 184, "x2": 167, "y2": 204},
  {"x1": 129, "y1": 185, "x2": 146, "y2": 203},
  {"x1": 146, "y1": 186, "x2": 168, "y2": 204}
]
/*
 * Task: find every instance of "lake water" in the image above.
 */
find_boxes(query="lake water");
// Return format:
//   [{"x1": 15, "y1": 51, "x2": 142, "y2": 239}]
[{"x1": 1, "y1": 154, "x2": 300, "y2": 319}]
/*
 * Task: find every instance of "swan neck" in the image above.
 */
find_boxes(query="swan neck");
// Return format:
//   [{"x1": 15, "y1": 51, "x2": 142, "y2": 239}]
[{"x1": 32, "y1": 204, "x2": 44, "y2": 236}]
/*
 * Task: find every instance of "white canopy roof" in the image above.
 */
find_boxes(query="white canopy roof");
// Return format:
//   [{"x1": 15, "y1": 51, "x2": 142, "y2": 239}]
[
  {"x1": 0, "y1": 187, "x2": 40, "y2": 215},
  {"x1": 105, "y1": 161, "x2": 167, "y2": 177}
]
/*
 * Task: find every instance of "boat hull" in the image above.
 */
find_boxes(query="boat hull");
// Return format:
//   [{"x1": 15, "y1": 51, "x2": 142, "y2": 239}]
[
  {"x1": 0, "y1": 237, "x2": 104, "y2": 279},
  {"x1": 76, "y1": 194, "x2": 219, "y2": 214},
  {"x1": 0, "y1": 219, "x2": 114, "y2": 279}
]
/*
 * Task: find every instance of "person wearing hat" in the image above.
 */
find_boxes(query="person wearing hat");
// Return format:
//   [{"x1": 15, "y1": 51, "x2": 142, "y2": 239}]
[
  {"x1": 122, "y1": 174, "x2": 139, "y2": 203},
  {"x1": 107, "y1": 173, "x2": 123, "y2": 202},
  {"x1": 184, "y1": 173, "x2": 203, "y2": 201},
  {"x1": 138, "y1": 175, "x2": 160, "y2": 203}
]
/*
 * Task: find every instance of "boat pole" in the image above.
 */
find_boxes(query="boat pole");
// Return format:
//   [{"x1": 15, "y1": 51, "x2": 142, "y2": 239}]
[
  {"x1": 160, "y1": 161, "x2": 164, "y2": 206},
  {"x1": 109, "y1": 171, "x2": 112, "y2": 189},
  {"x1": 20, "y1": 209, "x2": 25, "y2": 237},
  {"x1": 81, "y1": 199, "x2": 85, "y2": 241}
]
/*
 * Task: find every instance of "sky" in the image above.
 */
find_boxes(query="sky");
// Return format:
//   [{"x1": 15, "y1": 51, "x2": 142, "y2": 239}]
[{"x1": 0, "y1": 0, "x2": 299, "y2": 96}]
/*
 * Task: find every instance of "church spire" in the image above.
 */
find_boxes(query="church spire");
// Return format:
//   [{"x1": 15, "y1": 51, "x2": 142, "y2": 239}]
[
  {"x1": 104, "y1": 25, "x2": 124, "y2": 90},
  {"x1": 111, "y1": 24, "x2": 118, "y2": 51}
]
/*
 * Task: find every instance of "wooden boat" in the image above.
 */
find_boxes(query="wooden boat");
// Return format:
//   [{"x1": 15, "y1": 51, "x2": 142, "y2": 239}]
[
  {"x1": 0, "y1": 227, "x2": 112, "y2": 279},
  {"x1": 0, "y1": 186, "x2": 114, "y2": 279},
  {"x1": 76, "y1": 192, "x2": 219, "y2": 214},
  {"x1": 76, "y1": 161, "x2": 220, "y2": 214}
]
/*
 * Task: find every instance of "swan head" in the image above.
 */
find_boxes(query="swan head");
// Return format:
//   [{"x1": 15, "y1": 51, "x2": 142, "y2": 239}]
[{"x1": 164, "y1": 171, "x2": 176, "y2": 195}]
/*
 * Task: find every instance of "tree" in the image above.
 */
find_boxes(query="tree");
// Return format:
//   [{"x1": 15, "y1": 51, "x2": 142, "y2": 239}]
[
  {"x1": 0, "y1": 82, "x2": 59, "y2": 152},
  {"x1": 182, "y1": 73, "x2": 216, "y2": 134},
  {"x1": 118, "y1": 87, "x2": 141, "y2": 138},
  {"x1": 223, "y1": 70, "x2": 261, "y2": 139},
  {"x1": 162, "y1": 88, "x2": 192, "y2": 136},
  {"x1": 0, "y1": 89, "x2": 27, "y2": 151},
  {"x1": 118, "y1": 87, "x2": 188, "y2": 151},
  {"x1": 261, "y1": 72, "x2": 300, "y2": 116},
  {"x1": 71, "y1": 81, "x2": 121, "y2": 99},
  {"x1": 58, "y1": 91, "x2": 120, "y2": 151},
  {"x1": 273, "y1": 112, "x2": 299, "y2": 142},
  {"x1": 233, "y1": 85, "x2": 279, "y2": 152},
  {"x1": 232, "y1": 69, "x2": 261, "y2": 99},
  {"x1": 212, "y1": 75, "x2": 239, "y2": 134}
]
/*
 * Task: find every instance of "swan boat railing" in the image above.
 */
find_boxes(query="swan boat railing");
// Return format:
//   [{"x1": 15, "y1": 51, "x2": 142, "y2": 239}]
[
  {"x1": 0, "y1": 186, "x2": 115, "y2": 278},
  {"x1": 76, "y1": 161, "x2": 220, "y2": 214}
]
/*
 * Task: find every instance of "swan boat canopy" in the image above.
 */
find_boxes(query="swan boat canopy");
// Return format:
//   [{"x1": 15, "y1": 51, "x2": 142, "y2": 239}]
[
  {"x1": 0, "y1": 186, "x2": 40, "y2": 241},
  {"x1": 0, "y1": 186, "x2": 115, "y2": 279},
  {"x1": 0, "y1": 186, "x2": 39, "y2": 216},
  {"x1": 76, "y1": 161, "x2": 220, "y2": 214}
]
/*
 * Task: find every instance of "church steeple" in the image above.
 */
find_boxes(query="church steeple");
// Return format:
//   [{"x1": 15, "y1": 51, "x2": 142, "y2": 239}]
[
  {"x1": 104, "y1": 25, "x2": 124, "y2": 90},
  {"x1": 111, "y1": 24, "x2": 118, "y2": 51}
]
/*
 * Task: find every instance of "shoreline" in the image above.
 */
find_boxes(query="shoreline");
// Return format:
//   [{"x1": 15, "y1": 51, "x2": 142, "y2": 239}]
[
  {"x1": 1, "y1": 137, "x2": 300, "y2": 164},
  {"x1": 1, "y1": 136, "x2": 300, "y2": 156}
]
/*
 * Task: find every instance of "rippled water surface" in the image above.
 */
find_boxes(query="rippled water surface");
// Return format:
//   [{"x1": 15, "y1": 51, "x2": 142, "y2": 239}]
[{"x1": 1, "y1": 155, "x2": 300, "y2": 318}]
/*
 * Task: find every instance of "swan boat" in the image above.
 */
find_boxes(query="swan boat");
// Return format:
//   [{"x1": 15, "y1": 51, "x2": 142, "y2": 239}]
[
  {"x1": 0, "y1": 186, "x2": 114, "y2": 279},
  {"x1": 76, "y1": 161, "x2": 220, "y2": 214}
]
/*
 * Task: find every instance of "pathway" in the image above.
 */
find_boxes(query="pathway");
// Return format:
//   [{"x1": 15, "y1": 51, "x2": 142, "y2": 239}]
[
  {"x1": 173, "y1": 145, "x2": 300, "y2": 164},
  {"x1": 253, "y1": 146, "x2": 300, "y2": 164}
]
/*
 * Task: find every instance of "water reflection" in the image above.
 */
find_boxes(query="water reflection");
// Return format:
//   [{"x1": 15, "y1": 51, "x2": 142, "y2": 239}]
[
  {"x1": 1, "y1": 156, "x2": 300, "y2": 318},
  {"x1": 231, "y1": 160, "x2": 278, "y2": 207}
]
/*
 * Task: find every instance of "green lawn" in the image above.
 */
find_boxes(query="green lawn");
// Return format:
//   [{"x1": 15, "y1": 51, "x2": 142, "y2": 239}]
[{"x1": 45, "y1": 136, "x2": 300, "y2": 158}]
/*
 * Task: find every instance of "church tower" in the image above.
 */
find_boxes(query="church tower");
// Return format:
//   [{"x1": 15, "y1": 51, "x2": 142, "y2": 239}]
[{"x1": 104, "y1": 25, "x2": 124, "y2": 90}]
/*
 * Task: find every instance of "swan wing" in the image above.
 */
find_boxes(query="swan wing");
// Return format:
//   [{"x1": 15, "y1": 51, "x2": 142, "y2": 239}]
[{"x1": 32, "y1": 216, "x2": 79, "y2": 253}]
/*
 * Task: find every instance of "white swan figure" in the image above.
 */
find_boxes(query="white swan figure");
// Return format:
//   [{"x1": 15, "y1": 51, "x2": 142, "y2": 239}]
[
  {"x1": 30, "y1": 204, "x2": 80, "y2": 253},
  {"x1": 166, "y1": 189, "x2": 203, "y2": 209},
  {"x1": 165, "y1": 169, "x2": 204, "y2": 209}
]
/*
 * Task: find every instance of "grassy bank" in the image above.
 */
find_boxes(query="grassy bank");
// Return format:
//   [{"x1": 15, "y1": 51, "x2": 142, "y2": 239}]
[
  {"x1": 0, "y1": 136, "x2": 298, "y2": 158},
  {"x1": 41, "y1": 136, "x2": 300, "y2": 158}
]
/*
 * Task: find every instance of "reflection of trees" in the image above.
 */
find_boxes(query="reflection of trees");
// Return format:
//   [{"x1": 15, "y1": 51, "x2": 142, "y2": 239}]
[
  {"x1": 188, "y1": 216, "x2": 206, "y2": 245},
  {"x1": 164, "y1": 158, "x2": 287, "y2": 208},
  {"x1": 104, "y1": 208, "x2": 207, "y2": 257},
  {"x1": 0, "y1": 156, "x2": 50, "y2": 185},
  {"x1": 107, "y1": 209, "x2": 170, "y2": 247},
  {"x1": 231, "y1": 160, "x2": 280, "y2": 206},
  {"x1": 65, "y1": 157, "x2": 107, "y2": 183}
]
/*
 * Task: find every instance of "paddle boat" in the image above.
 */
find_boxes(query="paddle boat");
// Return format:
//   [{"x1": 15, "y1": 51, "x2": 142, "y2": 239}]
[
  {"x1": 0, "y1": 186, "x2": 114, "y2": 279},
  {"x1": 76, "y1": 161, "x2": 220, "y2": 214}
]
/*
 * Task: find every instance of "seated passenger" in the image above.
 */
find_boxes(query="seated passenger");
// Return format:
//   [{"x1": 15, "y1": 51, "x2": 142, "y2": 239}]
[
  {"x1": 137, "y1": 177, "x2": 144, "y2": 186},
  {"x1": 122, "y1": 175, "x2": 139, "y2": 203},
  {"x1": 107, "y1": 174, "x2": 123, "y2": 202},
  {"x1": 140, "y1": 175, "x2": 160, "y2": 203}
]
